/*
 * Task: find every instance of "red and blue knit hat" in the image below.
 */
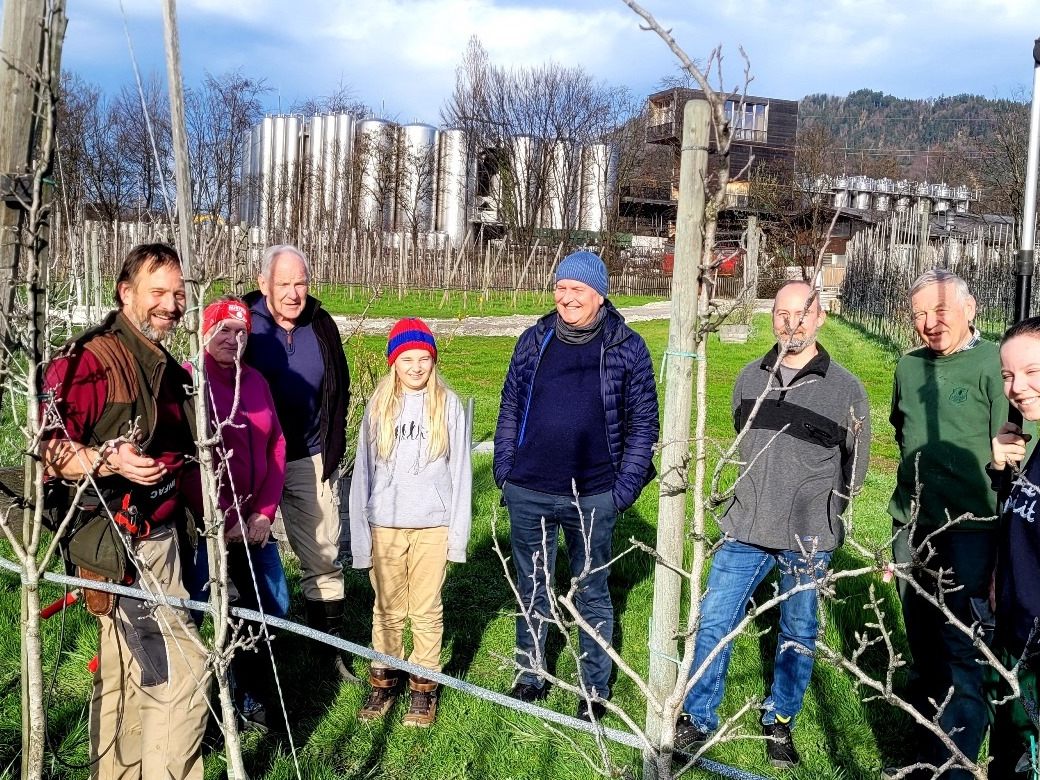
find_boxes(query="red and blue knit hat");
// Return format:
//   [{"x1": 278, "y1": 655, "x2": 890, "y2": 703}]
[{"x1": 387, "y1": 317, "x2": 437, "y2": 366}]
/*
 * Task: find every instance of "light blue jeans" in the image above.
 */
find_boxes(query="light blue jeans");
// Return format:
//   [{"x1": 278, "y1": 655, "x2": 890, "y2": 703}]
[{"x1": 682, "y1": 539, "x2": 831, "y2": 731}]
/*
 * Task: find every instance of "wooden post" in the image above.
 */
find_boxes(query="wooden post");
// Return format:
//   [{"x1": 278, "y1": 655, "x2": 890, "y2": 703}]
[
  {"x1": 644, "y1": 99, "x2": 709, "y2": 777},
  {"x1": 0, "y1": 4, "x2": 66, "y2": 778},
  {"x1": 162, "y1": 2, "x2": 247, "y2": 777},
  {"x1": 0, "y1": 0, "x2": 54, "y2": 402},
  {"x1": 916, "y1": 207, "x2": 930, "y2": 277},
  {"x1": 746, "y1": 214, "x2": 760, "y2": 300}
]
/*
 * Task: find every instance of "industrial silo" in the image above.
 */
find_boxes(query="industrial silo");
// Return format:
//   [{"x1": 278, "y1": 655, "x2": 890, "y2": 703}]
[
  {"x1": 916, "y1": 181, "x2": 932, "y2": 213},
  {"x1": 932, "y1": 182, "x2": 951, "y2": 213},
  {"x1": 436, "y1": 129, "x2": 471, "y2": 247},
  {"x1": 256, "y1": 116, "x2": 277, "y2": 232},
  {"x1": 283, "y1": 115, "x2": 302, "y2": 231},
  {"x1": 578, "y1": 143, "x2": 618, "y2": 233},
  {"x1": 832, "y1": 175, "x2": 849, "y2": 209},
  {"x1": 304, "y1": 114, "x2": 325, "y2": 233},
  {"x1": 873, "y1": 178, "x2": 893, "y2": 212},
  {"x1": 238, "y1": 128, "x2": 254, "y2": 224},
  {"x1": 332, "y1": 114, "x2": 354, "y2": 231},
  {"x1": 304, "y1": 113, "x2": 354, "y2": 235},
  {"x1": 894, "y1": 179, "x2": 912, "y2": 212},
  {"x1": 356, "y1": 118, "x2": 395, "y2": 231},
  {"x1": 954, "y1": 185, "x2": 971, "y2": 214},
  {"x1": 540, "y1": 141, "x2": 580, "y2": 231},
  {"x1": 852, "y1": 176, "x2": 872, "y2": 210},
  {"x1": 502, "y1": 135, "x2": 541, "y2": 225},
  {"x1": 397, "y1": 123, "x2": 438, "y2": 233}
]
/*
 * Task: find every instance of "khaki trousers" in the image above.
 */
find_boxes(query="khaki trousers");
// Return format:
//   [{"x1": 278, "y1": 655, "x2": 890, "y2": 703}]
[
  {"x1": 369, "y1": 525, "x2": 449, "y2": 672},
  {"x1": 282, "y1": 454, "x2": 345, "y2": 600},
  {"x1": 89, "y1": 525, "x2": 211, "y2": 780}
]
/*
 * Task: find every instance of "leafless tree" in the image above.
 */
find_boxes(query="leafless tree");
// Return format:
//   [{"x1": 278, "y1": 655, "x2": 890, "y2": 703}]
[
  {"x1": 291, "y1": 77, "x2": 369, "y2": 119},
  {"x1": 112, "y1": 72, "x2": 173, "y2": 218},
  {"x1": 185, "y1": 69, "x2": 270, "y2": 222},
  {"x1": 442, "y1": 36, "x2": 639, "y2": 254}
]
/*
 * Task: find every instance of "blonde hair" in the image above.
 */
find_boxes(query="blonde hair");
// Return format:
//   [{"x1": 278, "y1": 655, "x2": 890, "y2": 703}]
[{"x1": 367, "y1": 363, "x2": 450, "y2": 463}]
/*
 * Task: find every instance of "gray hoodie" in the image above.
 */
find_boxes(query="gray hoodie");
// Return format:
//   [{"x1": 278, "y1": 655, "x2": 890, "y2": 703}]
[{"x1": 349, "y1": 387, "x2": 472, "y2": 568}]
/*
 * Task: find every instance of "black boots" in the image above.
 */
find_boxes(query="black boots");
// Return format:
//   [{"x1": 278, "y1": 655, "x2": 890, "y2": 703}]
[{"x1": 305, "y1": 598, "x2": 361, "y2": 683}]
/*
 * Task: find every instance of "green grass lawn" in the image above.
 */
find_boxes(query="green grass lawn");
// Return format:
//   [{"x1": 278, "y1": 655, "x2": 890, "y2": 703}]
[
  {"x1": 309, "y1": 284, "x2": 662, "y2": 319},
  {"x1": 202, "y1": 280, "x2": 662, "y2": 320},
  {"x1": 0, "y1": 314, "x2": 915, "y2": 779}
]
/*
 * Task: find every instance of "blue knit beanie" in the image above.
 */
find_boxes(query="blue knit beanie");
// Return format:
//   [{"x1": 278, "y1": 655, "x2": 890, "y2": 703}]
[{"x1": 556, "y1": 251, "x2": 608, "y2": 297}]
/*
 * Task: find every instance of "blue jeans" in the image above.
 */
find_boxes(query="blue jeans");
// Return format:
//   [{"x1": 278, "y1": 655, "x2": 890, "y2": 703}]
[
  {"x1": 503, "y1": 482, "x2": 618, "y2": 699},
  {"x1": 682, "y1": 539, "x2": 832, "y2": 731},
  {"x1": 183, "y1": 539, "x2": 290, "y2": 620}
]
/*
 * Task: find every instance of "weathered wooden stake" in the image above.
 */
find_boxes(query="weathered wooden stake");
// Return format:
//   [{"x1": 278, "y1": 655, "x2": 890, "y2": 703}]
[{"x1": 644, "y1": 99, "x2": 709, "y2": 779}]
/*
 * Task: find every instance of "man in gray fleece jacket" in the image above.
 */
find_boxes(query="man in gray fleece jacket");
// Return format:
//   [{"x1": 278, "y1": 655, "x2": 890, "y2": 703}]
[{"x1": 674, "y1": 281, "x2": 871, "y2": 768}]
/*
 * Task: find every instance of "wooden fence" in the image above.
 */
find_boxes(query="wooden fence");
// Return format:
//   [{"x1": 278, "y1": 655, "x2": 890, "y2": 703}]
[
  {"x1": 840, "y1": 210, "x2": 1026, "y2": 346},
  {"x1": 47, "y1": 217, "x2": 684, "y2": 301}
]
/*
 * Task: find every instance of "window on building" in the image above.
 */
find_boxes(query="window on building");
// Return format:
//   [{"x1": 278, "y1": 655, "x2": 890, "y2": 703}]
[{"x1": 725, "y1": 100, "x2": 768, "y2": 143}]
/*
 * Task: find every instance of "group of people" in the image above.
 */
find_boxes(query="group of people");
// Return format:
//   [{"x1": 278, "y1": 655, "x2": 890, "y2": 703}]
[
  {"x1": 37, "y1": 238, "x2": 1040, "y2": 779},
  {"x1": 671, "y1": 267, "x2": 1040, "y2": 778}
]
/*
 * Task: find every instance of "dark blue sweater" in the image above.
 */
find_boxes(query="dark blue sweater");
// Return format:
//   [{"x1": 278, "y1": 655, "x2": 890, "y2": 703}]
[
  {"x1": 506, "y1": 333, "x2": 614, "y2": 498},
  {"x1": 998, "y1": 449, "x2": 1040, "y2": 655},
  {"x1": 246, "y1": 297, "x2": 324, "y2": 461}
]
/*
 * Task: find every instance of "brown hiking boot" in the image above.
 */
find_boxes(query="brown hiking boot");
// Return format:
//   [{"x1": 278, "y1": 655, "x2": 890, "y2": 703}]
[
  {"x1": 401, "y1": 675, "x2": 439, "y2": 727},
  {"x1": 358, "y1": 668, "x2": 400, "y2": 720}
]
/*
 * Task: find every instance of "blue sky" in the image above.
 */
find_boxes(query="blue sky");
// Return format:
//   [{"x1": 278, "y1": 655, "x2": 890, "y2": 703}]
[{"x1": 37, "y1": 0, "x2": 1040, "y2": 123}]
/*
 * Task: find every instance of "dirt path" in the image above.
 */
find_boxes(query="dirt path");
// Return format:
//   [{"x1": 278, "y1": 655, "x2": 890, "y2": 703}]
[{"x1": 332, "y1": 300, "x2": 675, "y2": 338}]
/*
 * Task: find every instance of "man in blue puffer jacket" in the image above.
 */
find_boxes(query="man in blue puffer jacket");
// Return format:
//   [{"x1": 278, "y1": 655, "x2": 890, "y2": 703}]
[{"x1": 493, "y1": 250, "x2": 659, "y2": 721}]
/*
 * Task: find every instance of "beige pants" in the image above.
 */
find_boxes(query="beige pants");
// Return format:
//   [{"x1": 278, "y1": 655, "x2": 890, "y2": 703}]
[
  {"x1": 89, "y1": 525, "x2": 211, "y2": 780},
  {"x1": 281, "y1": 455, "x2": 345, "y2": 601},
  {"x1": 369, "y1": 525, "x2": 449, "y2": 673}
]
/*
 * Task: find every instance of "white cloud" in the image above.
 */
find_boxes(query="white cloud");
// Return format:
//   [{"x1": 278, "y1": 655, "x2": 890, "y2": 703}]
[{"x1": 54, "y1": 0, "x2": 1040, "y2": 121}]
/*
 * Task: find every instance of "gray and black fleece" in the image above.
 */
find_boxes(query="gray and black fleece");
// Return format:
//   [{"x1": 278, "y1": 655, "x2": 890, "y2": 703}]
[{"x1": 721, "y1": 344, "x2": 871, "y2": 552}]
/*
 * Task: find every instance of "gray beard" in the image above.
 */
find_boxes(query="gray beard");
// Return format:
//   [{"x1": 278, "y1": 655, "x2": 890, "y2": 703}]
[{"x1": 136, "y1": 316, "x2": 176, "y2": 345}]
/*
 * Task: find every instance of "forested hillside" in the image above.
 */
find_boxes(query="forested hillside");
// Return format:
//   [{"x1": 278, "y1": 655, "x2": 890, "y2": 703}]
[{"x1": 797, "y1": 89, "x2": 1029, "y2": 215}]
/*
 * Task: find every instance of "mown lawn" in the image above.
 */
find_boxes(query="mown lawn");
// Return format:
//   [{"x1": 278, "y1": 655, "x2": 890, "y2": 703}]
[{"x1": 0, "y1": 313, "x2": 914, "y2": 779}]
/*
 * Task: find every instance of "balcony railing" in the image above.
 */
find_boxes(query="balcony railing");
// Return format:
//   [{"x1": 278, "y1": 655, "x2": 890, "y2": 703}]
[{"x1": 646, "y1": 122, "x2": 677, "y2": 144}]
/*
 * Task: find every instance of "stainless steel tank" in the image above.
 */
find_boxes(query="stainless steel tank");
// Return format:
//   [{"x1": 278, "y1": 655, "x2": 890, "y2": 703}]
[
  {"x1": 503, "y1": 135, "x2": 541, "y2": 225},
  {"x1": 397, "y1": 123, "x2": 437, "y2": 232},
  {"x1": 356, "y1": 118, "x2": 395, "y2": 231},
  {"x1": 435, "y1": 129, "x2": 470, "y2": 246},
  {"x1": 578, "y1": 143, "x2": 617, "y2": 232},
  {"x1": 543, "y1": 141, "x2": 581, "y2": 231}
]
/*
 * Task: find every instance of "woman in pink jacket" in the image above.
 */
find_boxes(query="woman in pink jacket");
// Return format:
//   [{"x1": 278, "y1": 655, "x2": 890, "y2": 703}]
[{"x1": 184, "y1": 296, "x2": 289, "y2": 731}]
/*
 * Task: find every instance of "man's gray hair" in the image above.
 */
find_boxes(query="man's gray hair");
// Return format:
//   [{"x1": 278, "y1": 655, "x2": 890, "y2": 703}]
[
  {"x1": 909, "y1": 269, "x2": 971, "y2": 302},
  {"x1": 260, "y1": 244, "x2": 311, "y2": 281}
]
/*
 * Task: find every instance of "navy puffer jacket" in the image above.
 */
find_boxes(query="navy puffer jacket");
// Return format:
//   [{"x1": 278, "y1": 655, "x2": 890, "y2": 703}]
[{"x1": 493, "y1": 301, "x2": 659, "y2": 511}]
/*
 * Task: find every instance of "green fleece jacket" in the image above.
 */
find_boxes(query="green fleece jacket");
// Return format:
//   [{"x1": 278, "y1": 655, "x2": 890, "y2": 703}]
[{"x1": 889, "y1": 339, "x2": 1006, "y2": 530}]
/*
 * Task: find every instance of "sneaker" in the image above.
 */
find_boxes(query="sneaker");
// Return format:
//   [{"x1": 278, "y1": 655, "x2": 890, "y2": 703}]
[
  {"x1": 401, "y1": 676, "x2": 439, "y2": 728},
  {"x1": 673, "y1": 714, "x2": 710, "y2": 756},
  {"x1": 763, "y1": 720, "x2": 800, "y2": 767},
  {"x1": 576, "y1": 699, "x2": 607, "y2": 722},
  {"x1": 509, "y1": 682, "x2": 549, "y2": 702}
]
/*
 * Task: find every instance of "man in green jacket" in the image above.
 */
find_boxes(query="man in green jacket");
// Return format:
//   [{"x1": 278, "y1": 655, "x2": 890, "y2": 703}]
[{"x1": 890, "y1": 269, "x2": 1006, "y2": 777}]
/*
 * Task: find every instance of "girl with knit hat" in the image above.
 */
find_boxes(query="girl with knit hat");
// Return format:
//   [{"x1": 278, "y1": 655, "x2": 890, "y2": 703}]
[{"x1": 349, "y1": 317, "x2": 472, "y2": 727}]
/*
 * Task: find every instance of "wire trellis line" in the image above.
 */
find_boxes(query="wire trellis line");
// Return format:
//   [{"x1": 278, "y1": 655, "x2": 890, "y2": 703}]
[{"x1": 0, "y1": 555, "x2": 768, "y2": 780}]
